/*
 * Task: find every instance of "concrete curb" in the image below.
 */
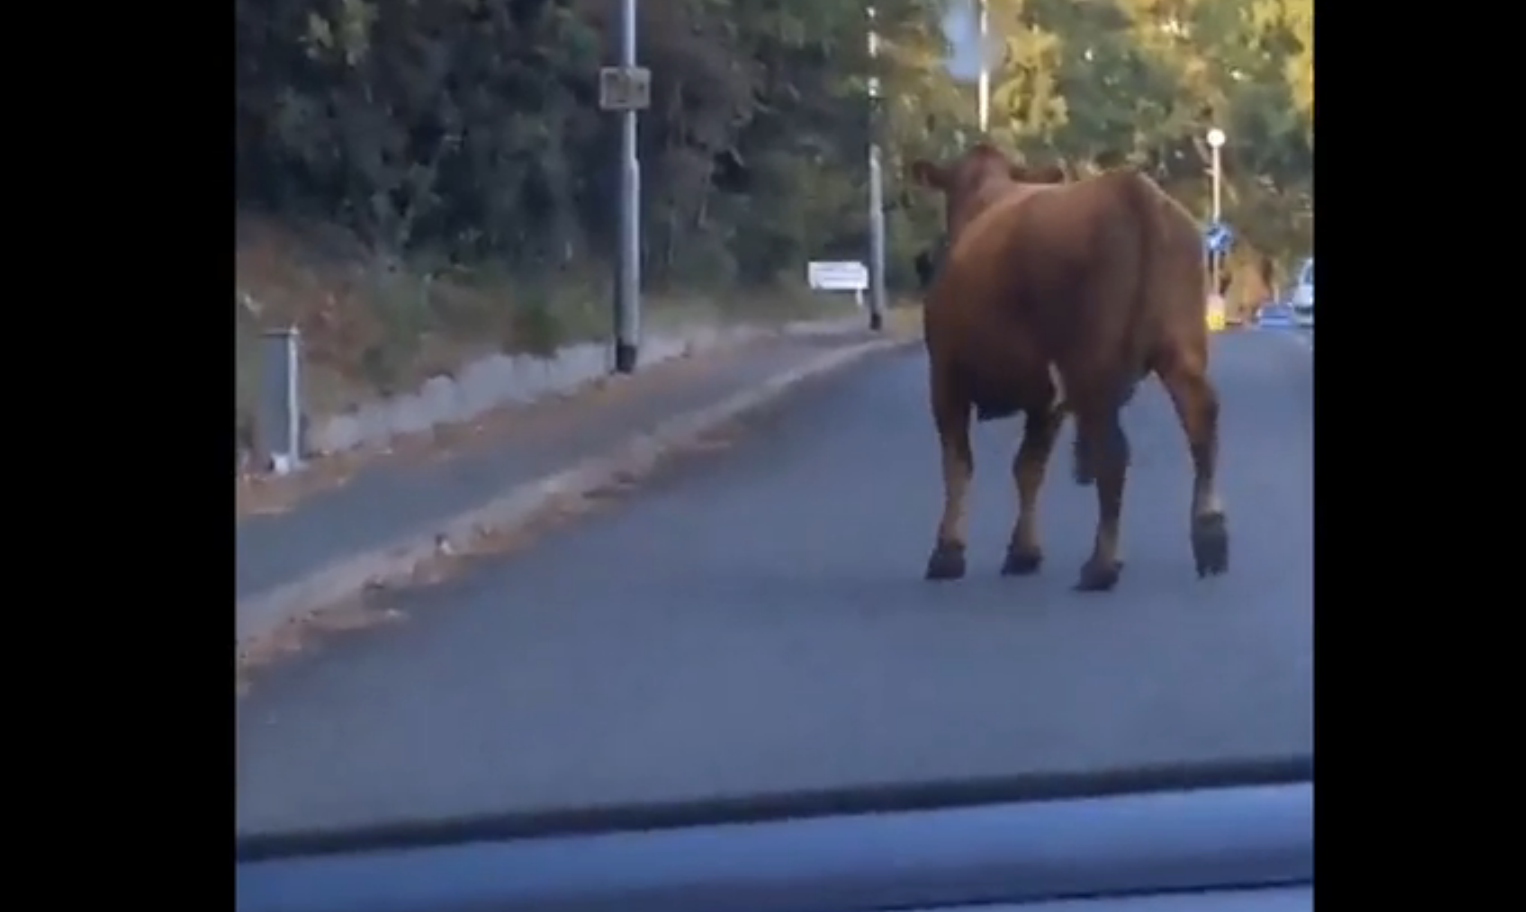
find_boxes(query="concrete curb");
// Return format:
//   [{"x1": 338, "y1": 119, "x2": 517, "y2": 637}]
[
  {"x1": 236, "y1": 333, "x2": 917, "y2": 647},
  {"x1": 241, "y1": 314, "x2": 872, "y2": 475}
]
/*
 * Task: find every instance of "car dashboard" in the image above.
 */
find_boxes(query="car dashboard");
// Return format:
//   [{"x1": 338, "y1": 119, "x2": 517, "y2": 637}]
[
  {"x1": 236, "y1": 757, "x2": 1312, "y2": 912},
  {"x1": 914, "y1": 890, "x2": 1309, "y2": 911}
]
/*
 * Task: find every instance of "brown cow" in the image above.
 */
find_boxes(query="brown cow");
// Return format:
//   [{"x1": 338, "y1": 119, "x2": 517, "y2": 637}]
[{"x1": 909, "y1": 143, "x2": 1227, "y2": 592}]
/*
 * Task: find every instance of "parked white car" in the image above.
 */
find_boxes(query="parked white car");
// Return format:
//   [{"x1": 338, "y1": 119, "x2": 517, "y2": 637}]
[{"x1": 1290, "y1": 257, "x2": 1313, "y2": 327}]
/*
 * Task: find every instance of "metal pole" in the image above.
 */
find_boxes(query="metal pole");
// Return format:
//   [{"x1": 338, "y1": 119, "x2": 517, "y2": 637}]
[
  {"x1": 614, "y1": 0, "x2": 641, "y2": 373},
  {"x1": 868, "y1": 151, "x2": 887, "y2": 331},
  {"x1": 977, "y1": 0, "x2": 989, "y2": 131},
  {"x1": 1209, "y1": 143, "x2": 1222, "y2": 296},
  {"x1": 867, "y1": 6, "x2": 886, "y2": 331},
  {"x1": 258, "y1": 327, "x2": 303, "y2": 475}
]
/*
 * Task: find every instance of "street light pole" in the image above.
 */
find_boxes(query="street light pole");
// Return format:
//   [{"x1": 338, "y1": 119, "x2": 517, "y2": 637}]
[
  {"x1": 866, "y1": 6, "x2": 887, "y2": 331},
  {"x1": 1210, "y1": 143, "x2": 1222, "y2": 224},
  {"x1": 977, "y1": 0, "x2": 990, "y2": 132},
  {"x1": 1207, "y1": 126, "x2": 1226, "y2": 297},
  {"x1": 614, "y1": 0, "x2": 642, "y2": 373}
]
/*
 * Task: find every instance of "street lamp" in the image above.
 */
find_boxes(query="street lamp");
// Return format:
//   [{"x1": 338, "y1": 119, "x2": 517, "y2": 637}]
[
  {"x1": 1206, "y1": 127, "x2": 1226, "y2": 303},
  {"x1": 605, "y1": 0, "x2": 644, "y2": 373},
  {"x1": 1206, "y1": 127, "x2": 1225, "y2": 225},
  {"x1": 865, "y1": 6, "x2": 887, "y2": 331},
  {"x1": 977, "y1": 0, "x2": 989, "y2": 132}
]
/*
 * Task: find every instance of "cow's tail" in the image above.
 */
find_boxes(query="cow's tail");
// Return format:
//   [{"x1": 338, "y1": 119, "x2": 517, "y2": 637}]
[
  {"x1": 1116, "y1": 170, "x2": 1164, "y2": 396},
  {"x1": 1072, "y1": 169, "x2": 1159, "y2": 487}
]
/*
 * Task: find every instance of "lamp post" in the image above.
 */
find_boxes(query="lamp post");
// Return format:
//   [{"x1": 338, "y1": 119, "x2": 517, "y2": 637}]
[
  {"x1": 612, "y1": 0, "x2": 643, "y2": 372},
  {"x1": 977, "y1": 0, "x2": 989, "y2": 131},
  {"x1": 1206, "y1": 127, "x2": 1225, "y2": 298},
  {"x1": 866, "y1": 6, "x2": 887, "y2": 331}
]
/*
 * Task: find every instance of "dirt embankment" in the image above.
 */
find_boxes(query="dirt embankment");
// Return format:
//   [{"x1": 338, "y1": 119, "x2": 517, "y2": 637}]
[{"x1": 234, "y1": 215, "x2": 840, "y2": 454}]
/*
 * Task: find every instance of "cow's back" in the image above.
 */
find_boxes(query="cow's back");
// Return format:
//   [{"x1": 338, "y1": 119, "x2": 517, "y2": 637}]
[
  {"x1": 930, "y1": 174, "x2": 1138, "y2": 355},
  {"x1": 1041, "y1": 169, "x2": 1208, "y2": 387},
  {"x1": 1101, "y1": 170, "x2": 1210, "y2": 373},
  {"x1": 925, "y1": 168, "x2": 1207, "y2": 406}
]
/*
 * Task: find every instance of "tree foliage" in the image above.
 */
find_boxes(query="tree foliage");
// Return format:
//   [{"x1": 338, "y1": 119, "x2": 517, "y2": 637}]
[{"x1": 235, "y1": 0, "x2": 1313, "y2": 298}]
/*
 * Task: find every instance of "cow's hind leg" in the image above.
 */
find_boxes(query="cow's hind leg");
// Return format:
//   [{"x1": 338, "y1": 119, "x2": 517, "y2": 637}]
[
  {"x1": 1072, "y1": 380, "x2": 1141, "y2": 486},
  {"x1": 1072, "y1": 434, "x2": 1096, "y2": 486},
  {"x1": 1158, "y1": 355, "x2": 1228, "y2": 578},
  {"x1": 1073, "y1": 403, "x2": 1130, "y2": 592},
  {"x1": 926, "y1": 371, "x2": 974, "y2": 581},
  {"x1": 1003, "y1": 407, "x2": 1064, "y2": 575}
]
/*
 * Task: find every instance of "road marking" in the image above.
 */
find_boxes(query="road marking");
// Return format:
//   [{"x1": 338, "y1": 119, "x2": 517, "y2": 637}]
[{"x1": 235, "y1": 335, "x2": 917, "y2": 653}]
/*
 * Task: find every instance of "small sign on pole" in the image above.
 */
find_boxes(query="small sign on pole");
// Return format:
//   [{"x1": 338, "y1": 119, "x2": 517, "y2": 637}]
[
  {"x1": 599, "y1": 66, "x2": 652, "y2": 111},
  {"x1": 808, "y1": 260, "x2": 870, "y2": 308},
  {"x1": 1204, "y1": 222, "x2": 1234, "y2": 254}
]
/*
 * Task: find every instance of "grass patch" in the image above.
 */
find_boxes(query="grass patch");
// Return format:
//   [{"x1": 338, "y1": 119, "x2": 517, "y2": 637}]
[{"x1": 234, "y1": 216, "x2": 861, "y2": 442}]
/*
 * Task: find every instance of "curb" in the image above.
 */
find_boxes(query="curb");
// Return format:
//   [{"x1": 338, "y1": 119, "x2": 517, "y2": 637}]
[
  {"x1": 236, "y1": 333, "x2": 917, "y2": 648},
  {"x1": 240, "y1": 314, "x2": 872, "y2": 477}
]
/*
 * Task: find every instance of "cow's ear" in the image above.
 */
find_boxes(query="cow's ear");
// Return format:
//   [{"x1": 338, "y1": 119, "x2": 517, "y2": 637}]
[
  {"x1": 910, "y1": 159, "x2": 946, "y2": 189},
  {"x1": 1012, "y1": 163, "x2": 1066, "y2": 184}
]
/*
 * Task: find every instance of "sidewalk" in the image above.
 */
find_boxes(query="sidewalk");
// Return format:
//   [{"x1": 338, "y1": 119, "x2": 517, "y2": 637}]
[{"x1": 236, "y1": 327, "x2": 910, "y2": 644}]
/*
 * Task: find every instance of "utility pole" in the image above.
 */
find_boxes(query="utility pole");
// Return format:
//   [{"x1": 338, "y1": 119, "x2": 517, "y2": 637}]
[
  {"x1": 977, "y1": 0, "x2": 990, "y2": 131},
  {"x1": 599, "y1": 0, "x2": 648, "y2": 373},
  {"x1": 866, "y1": 6, "x2": 887, "y2": 331},
  {"x1": 1207, "y1": 127, "x2": 1226, "y2": 300}
]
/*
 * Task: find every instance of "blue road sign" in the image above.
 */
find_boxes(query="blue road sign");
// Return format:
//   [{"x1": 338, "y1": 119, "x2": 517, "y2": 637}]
[{"x1": 1205, "y1": 222, "x2": 1234, "y2": 254}]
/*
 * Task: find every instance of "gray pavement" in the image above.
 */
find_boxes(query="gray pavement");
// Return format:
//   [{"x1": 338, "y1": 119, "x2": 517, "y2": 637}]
[
  {"x1": 236, "y1": 335, "x2": 864, "y2": 602},
  {"x1": 236, "y1": 330, "x2": 1313, "y2": 836}
]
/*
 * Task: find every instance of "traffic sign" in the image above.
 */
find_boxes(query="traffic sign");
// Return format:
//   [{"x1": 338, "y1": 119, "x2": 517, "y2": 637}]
[
  {"x1": 808, "y1": 260, "x2": 870, "y2": 308},
  {"x1": 1204, "y1": 222, "x2": 1234, "y2": 254},
  {"x1": 599, "y1": 66, "x2": 652, "y2": 111}
]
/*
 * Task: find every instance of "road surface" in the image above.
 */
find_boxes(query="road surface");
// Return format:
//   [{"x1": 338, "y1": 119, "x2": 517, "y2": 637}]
[{"x1": 236, "y1": 331, "x2": 1312, "y2": 836}]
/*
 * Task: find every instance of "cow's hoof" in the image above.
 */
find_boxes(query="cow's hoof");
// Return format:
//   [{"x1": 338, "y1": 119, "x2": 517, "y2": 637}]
[
  {"x1": 1192, "y1": 511, "x2": 1229, "y2": 578},
  {"x1": 925, "y1": 541, "x2": 967, "y2": 581},
  {"x1": 1073, "y1": 558, "x2": 1123, "y2": 592},
  {"x1": 1000, "y1": 545, "x2": 1043, "y2": 576}
]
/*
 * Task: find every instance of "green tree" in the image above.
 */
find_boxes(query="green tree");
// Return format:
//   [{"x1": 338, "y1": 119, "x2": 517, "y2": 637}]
[{"x1": 235, "y1": 0, "x2": 1312, "y2": 320}]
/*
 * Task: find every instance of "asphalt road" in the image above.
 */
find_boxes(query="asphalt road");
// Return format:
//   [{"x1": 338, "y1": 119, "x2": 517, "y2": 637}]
[
  {"x1": 236, "y1": 338, "x2": 838, "y2": 602},
  {"x1": 236, "y1": 330, "x2": 1313, "y2": 836}
]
